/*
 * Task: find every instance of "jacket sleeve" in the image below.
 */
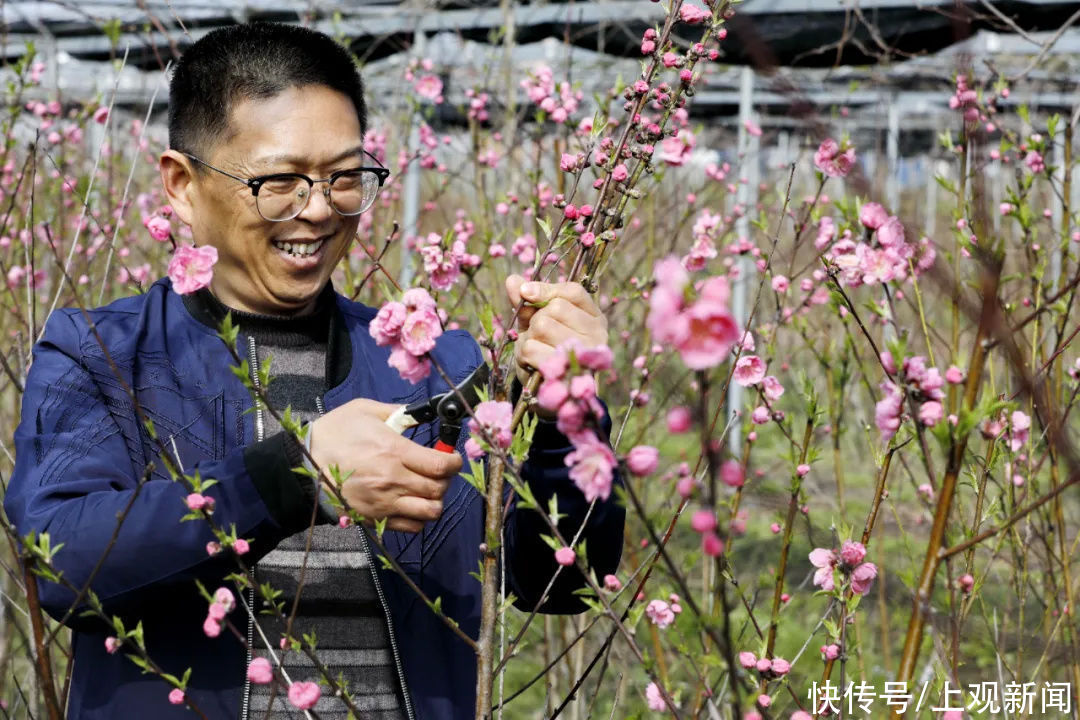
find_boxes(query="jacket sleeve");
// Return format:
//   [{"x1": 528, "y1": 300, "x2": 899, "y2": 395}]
[
  {"x1": 5, "y1": 310, "x2": 313, "y2": 626},
  {"x1": 502, "y1": 377, "x2": 626, "y2": 614}
]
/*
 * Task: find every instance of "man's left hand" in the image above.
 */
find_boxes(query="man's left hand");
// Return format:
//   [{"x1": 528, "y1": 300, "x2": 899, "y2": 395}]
[{"x1": 504, "y1": 274, "x2": 609, "y2": 389}]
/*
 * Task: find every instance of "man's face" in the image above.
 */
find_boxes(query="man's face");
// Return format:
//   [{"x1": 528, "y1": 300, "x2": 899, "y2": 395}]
[{"x1": 184, "y1": 85, "x2": 366, "y2": 315}]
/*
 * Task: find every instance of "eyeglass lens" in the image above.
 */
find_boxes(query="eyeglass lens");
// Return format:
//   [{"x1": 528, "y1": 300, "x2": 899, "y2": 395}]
[{"x1": 255, "y1": 171, "x2": 382, "y2": 221}]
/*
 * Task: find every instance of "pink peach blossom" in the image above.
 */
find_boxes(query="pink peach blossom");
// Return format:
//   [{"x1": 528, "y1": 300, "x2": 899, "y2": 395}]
[
  {"x1": 468, "y1": 401, "x2": 513, "y2": 450},
  {"x1": 1024, "y1": 150, "x2": 1046, "y2": 174},
  {"x1": 919, "y1": 400, "x2": 943, "y2": 426},
  {"x1": 185, "y1": 493, "x2": 212, "y2": 511},
  {"x1": 813, "y1": 138, "x2": 857, "y2": 178},
  {"x1": 702, "y1": 532, "x2": 724, "y2": 556},
  {"x1": 414, "y1": 74, "x2": 443, "y2": 101},
  {"x1": 839, "y1": 540, "x2": 866, "y2": 566},
  {"x1": 370, "y1": 302, "x2": 407, "y2": 346},
  {"x1": 1009, "y1": 410, "x2": 1031, "y2": 452},
  {"x1": 679, "y1": 3, "x2": 711, "y2": 23},
  {"x1": 720, "y1": 460, "x2": 744, "y2": 487},
  {"x1": 537, "y1": 380, "x2": 570, "y2": 411},
  {"x1": 168, "y1": 245, "x2": 218, "y2": 295},
  {"x1": 690, "y1": 510, "x2": 716, "y2": 533},
  {"x1": 577, "y1": 345, "x2": 614, "y2": 371},
  {"x1": 958, "y1": 573, "x2": 975, "y2": 593},
  {"x1": 809, "y1": 547, "x2": 837, "y2": 591},
  {"x1": 626, "y1": 446, "x2": 659, "y2": 476},
  {"x1": 288, "y1": 681, "x2": 321, "y2": 710},
  {"x1": 389, "y1": 347, "x2": 432, "y2": 383},
  {"x1": 646, "y1": 599, "x2": 675, "y2": 628},
  {"x1": 646, "y1": 682, "x2": 668, "y2": 711},
  {"x1": 211, "y1": 591, "x2": 233, "y2": 613},
  {"x1": 554, "y1": 546, "x2": 576, "y2": 566},
  {"x1": 144, "y1": 215, "x2": 172, "y2": 242},
  {"x1": 399, "y1": 307, "x2": 443, "y2": 356},
  {"x1": 247, "y1": 657, "x2": 273, "y2": 685},
  {"x1": 850, "y1": 561, "x2": 878, "y2": 595},
  {"x1": 666, "y1": 406, "x2": 692, "y2": 433},
  {"x1": 875, "y1": 382, "x2": 903, "y2": 441},
  {"x1": 402, "y1": 287, "x2": 436, "y2": 312},
  {"x1": 763, "y1": 376, "x2": 785, "y2": 401},
  {"x1": 677, "y1": 299, "x2": 739, "y2": 370},
  {"x1": 202, "y1": 615, "x2": 222, "y2": 638},
  {"x1": 859, "y1": 202, "x2": 889, "y2": 230},
  {"x1": 565, "y1": 431, "x2": 617, "y2": 502},
  {"x1": 733, "y1": 355, "x2": 766, "y2": 386}
]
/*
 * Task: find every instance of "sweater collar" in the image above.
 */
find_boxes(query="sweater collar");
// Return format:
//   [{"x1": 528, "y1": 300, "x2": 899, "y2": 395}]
[
  {"x1": 180, "y1": 281, "x2": 352, "y2": 386},
  {"x1": 182, "y1": 284, "x2": 335, "y2": 346}
]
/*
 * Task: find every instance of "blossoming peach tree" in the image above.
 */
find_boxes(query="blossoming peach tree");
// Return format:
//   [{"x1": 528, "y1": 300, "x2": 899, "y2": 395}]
[{"x1": 2, "y1": 4, "x2": 1079, "y2": 720}]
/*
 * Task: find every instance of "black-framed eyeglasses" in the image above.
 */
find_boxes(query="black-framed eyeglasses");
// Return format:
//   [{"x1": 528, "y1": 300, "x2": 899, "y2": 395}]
[{"x1": 182, "y1": 150, "x2": 391, "y2": 222}]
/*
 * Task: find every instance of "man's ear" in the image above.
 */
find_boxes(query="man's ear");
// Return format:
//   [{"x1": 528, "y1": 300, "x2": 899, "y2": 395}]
[{"x1": 159, "y1": 150, "x2": 197, "y2": 228}]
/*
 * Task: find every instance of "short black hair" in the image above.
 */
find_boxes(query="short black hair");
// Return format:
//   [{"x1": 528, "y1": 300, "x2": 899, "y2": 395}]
[{"x1": 168, "y1": 22, "x2": 367, "y2": 156}]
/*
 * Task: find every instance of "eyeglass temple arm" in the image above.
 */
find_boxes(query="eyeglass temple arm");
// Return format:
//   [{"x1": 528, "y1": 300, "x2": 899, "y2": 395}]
[{"x1": 183, "y1": 152, "x2": 263, "y2": 193}]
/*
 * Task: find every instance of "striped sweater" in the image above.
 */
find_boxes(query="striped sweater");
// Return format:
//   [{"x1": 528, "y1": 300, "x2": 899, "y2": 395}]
[{"x1": 190, "y1": 287, "x2": 406, "y2": 720}]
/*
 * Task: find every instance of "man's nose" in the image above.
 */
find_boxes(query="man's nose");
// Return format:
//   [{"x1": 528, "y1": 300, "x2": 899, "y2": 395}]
[{"x1": 298, "y1": 182, "x2": 334, "y2": 222}]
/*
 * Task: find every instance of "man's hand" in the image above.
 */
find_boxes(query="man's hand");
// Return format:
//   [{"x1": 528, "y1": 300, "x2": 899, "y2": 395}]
[
  {"x1": 309, "y1": 398, "x2": 463, "y2": 533},
  {"x1": 504, "y1": 274, "x2": 609, "y2": 389}
]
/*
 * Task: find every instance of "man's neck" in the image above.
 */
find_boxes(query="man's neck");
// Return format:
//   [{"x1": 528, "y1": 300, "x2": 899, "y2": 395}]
[{"x1": 208, "y1": 282, "x2": 321, "y2": 318}]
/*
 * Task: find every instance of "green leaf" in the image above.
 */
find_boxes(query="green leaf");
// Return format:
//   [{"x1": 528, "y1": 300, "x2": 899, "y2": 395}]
[
  {"x1": 535, "y1": 217, "x2": 553, "y2": 245},
  {"x1": 547, "y1": 494, "x2": 564, "y2": 525},
  {"x1": 479, "y1": 305, "x2": 494, "y2": 339},
  {"x1": 126, "y1": 654, "x2": 152, "y2": 674},
  {"x1": 103, "y1": 19, "x2": 122, "y2": 49},
  {"x1": 934, "y1": 174, "x2": 957, "y2": 195},
  {"x1": 1047, "y1": 113, "x2": 1060, "y2": 140}
]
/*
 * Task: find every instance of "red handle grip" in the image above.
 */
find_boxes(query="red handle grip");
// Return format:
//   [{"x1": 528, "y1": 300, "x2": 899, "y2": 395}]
[{"x1": 434, "y1": 439, "x2": 456, "y2": 453}]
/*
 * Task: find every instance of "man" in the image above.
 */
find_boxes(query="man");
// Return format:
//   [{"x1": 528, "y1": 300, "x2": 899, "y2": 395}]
[{"x1": 5, "y1": 23, "x2": 624, "y2": 720}]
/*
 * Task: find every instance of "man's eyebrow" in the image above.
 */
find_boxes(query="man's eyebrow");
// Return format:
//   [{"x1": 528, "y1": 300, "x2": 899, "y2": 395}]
[{"x1": 251, "y1": 146, "x2": 367, "y2": 171}]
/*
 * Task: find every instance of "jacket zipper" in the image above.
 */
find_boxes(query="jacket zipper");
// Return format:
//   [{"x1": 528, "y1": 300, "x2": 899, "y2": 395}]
[
  {"x1": 238, "y1": 358, "x2": 415, "y2": 720},
  {"x1": 240, "y1": 336, "x2": 260, "y2": 720},
  {"x1": 312, "y1": 396, "x2": 417, "y2": 720},
  {"x1": 355, "y1": 520, "x2": 417, "y2": 720}
]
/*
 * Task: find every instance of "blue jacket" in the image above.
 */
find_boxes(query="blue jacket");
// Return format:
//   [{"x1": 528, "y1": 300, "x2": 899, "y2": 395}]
[{"x1": 5, "y1": 277, "x2": 624, "y2": 719}]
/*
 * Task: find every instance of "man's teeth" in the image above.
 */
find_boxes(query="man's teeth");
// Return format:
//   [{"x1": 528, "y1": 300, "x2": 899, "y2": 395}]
[{"x1": 272, "y1": 238, "x2": 325, "y2": 257}]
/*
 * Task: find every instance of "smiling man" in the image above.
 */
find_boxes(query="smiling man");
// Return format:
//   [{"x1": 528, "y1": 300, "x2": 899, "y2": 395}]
[{"x1": 6, "y1": 23, "x2": 624, "y2": 720}]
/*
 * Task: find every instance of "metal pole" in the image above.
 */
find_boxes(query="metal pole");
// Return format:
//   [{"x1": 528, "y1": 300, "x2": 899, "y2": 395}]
[
  {"x1": 728, "y1": 66, "x2": 758, "y2": 455},
  {"x1": 886, "y1": 96, "x2": 900, "y2": 213},
  {"x1": 1052, "y1": 117, "x2": 1065, "y2": 293},
  {"x1": 882, "y1": 97, "x2": 900, "y2": 343},
  {"x1": 399, "y1": 25, "x2": 426, "y2": 289}
]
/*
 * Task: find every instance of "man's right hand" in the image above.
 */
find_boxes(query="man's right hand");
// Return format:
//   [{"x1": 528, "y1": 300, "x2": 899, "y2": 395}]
[{"x1": 308, "y1": 398, "x2": 463, "y2": 533}]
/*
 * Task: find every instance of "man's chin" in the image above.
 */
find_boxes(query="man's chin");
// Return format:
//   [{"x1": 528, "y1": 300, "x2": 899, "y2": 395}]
[{"x1": 267, "y1": 280, "x2": 331, "y2": 314}]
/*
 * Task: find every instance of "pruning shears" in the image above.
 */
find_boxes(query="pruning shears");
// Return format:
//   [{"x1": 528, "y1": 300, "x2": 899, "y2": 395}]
[{"x1": 385, "y1": 363, "x2": 490, "y2": 453}]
